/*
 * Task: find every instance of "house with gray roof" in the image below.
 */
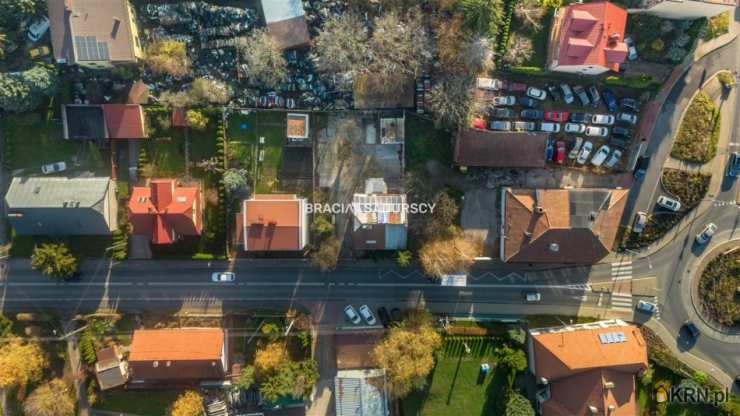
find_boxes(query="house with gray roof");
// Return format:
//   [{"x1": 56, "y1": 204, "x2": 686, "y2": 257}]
[
  {"x1": 334, "y1": 369, "x2": 389, "y2": 416},
  {"x1": 5, "y1": 177, "x2": 118, "y2": 235}
]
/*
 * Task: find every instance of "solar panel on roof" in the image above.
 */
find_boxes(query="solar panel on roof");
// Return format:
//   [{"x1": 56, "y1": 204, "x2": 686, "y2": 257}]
[{"x1": 74, "y1": 35, "x2": 110, "y2": 61}]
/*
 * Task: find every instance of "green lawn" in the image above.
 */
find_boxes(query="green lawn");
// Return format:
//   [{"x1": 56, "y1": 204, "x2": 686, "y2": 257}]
[
  {"x1": 402, "y1": 336, "x2": 513, "y2": 416},
  {"x1": 671, "y1": 92, "x2": 720, "y2": 163},
  {"x1": 405, "y1": 113, "x2": 453, "y2": 175},
  {"x1": 3, "y1": 112, "x2": 108, "y2": 174},
  {"x1": 226, "y1": 111, "x2": 286, "y2": 193},
  {"x1": 95, "y1": 390, "x2": 182, "y2": 416}
]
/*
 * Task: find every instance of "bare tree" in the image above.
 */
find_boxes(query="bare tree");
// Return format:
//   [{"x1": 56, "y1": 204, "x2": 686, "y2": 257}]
[
  {"x1": 503, "y1": 33, "x2": 534, "y2": 66},
  {"x1": 367, "y1": 7, "x2": 431, "y2": 79},
  {"x1": 514, "y1": 0, "x2": 545, "y2": 30},
  {"x1": 435, "y1": 15, "x2": 494, "y2": 77},
  {"x1": 429, "y1": 75, "x2": 475, "y2": 128},
  {"x1": 238, "y1": 29, "x2": 288, "y2": 89},
  {"x1": 312, "y1": 13, "x2": 368, "y2": 74}
]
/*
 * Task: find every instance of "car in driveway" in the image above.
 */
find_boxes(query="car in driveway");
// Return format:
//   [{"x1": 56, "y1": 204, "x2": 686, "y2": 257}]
[
  {"x1": 625, "y1": 36, "x2": 638, "y2": 61},
  {"x1": 568, "y1": 137, "x2": 583, "y2": 159},
  {"x1": 611, "y1": 126, "x2": 632, "y2": 138},
  {"x1": 604, "y1": 149, "x2": 622, "y2": 168},
  {"x1": 636, "y1": 300, "x2": 656, "y2": 315},
  {"x1": 492, "y1": 108, "x2": 516, "y2": 119},
  {"x1": 591, "y1": 114, "x2": 615, "y2": 125},
  {"x1": 633, "y1": 211, "x2": 647, "y2": 234},
  {"x1": 590, "y1": 145, "x2": 611, "y2": 167},
  {"x1": 727, "y1": 152, "x2": 740, "y2": 177},
  {"x1": 544, "y1": 111, "x2": 569, "y2": 122},
  {"x1": 577, "y1": 141, "x2": 593, "y2": 164},
  {"x1": 526, "y1": 86, "x2": 547, "y2": 100},
  {"x1": 657, "y1": 195, "x2": 681, "y2": 211},
  {"x1": 494, "y1": 95, "x2": 516, "y2": 106},
  {"x1": 569, "y1": 112, "x2": 591, "y2": 123},
  {"x1": 27, "y1": 17, "x2": 50, "y2": 42},
  {"x1": 41, "y1": 161, "x2": 67, "y2": 174},
  {"x1": 343, "y1": 305, "x2": 362, "y2": 324},
  {"x1": 520, "y1": 109, "x2": 544, "y2": 119},
  {"x1": 554, "y1": 141, "x2": 566, "y2": 163},
  {"x1": 560, "y1": 83, "x2": 575, "y2": 104},
  {"x1": 564, "y1": 123, "x2": 586, "y2": 134},
  {"x1": 616, "y1": 112, "x2": 638, "y2": 125},
  {"x1": 573, "y1": 85, "x2": 590, "y2": 106},
  {"x1": 359, "y1": 305, "x2": 377, "y2": 325},
  {"x1": 377, "y1": 307, "x2": 391, "y2": 327},
  {"x1": 587, "y1": 86, "x2": 601, "y2": 108},
  {"x1": 489, "y1": 120, "x2": 511, "y2": 131},
  {"x1": 517, "y1": 96, "x2": 539, "y2": 108},
  {"x1": 546, "y1": 84, "x2": 561, "y2": 101},
  {"x1": 211, "y1": 272, "x2": 235, "y2": 282},
  {"x1": 585, "y1": 126, "x2": 609, "y2": 137},
  {"x1": 695, "y1": 223, "x2": 718, "y2": 245},
  {"x1": 602, "y1": 89, "x2": 618, "y2": 112},
  {"x1": 620, "y1": 97, "x2": 640, "y2": 112},
  {"x1": 539, "y1": 122, "x2": 561, "y2": 133},
  {"x1": 512, "y1": 121, "x2": 536, "y2": 131}
]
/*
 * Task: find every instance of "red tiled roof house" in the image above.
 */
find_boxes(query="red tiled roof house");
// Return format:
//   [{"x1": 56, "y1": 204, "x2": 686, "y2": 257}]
[
  {"x1": 238, "y1": 194, "x2": 308, "y2": 252},
  {"x1": 548, "y1": 1, "x2": 628, "y2": 75},
  {"x1": 102, "y1": 104, "x2": 147, "y2": 139},
  {"x1": 528, "y1": 320, "x2": 648, "y2": 415},
  {"x1": 129, "y1": 179, "x2": 202, "y2": 245}
]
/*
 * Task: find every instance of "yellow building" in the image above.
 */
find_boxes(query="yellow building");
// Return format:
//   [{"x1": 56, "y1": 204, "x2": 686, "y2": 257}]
[{"x1": 48, "y1": 0, "x2": 143, "y2": 68}]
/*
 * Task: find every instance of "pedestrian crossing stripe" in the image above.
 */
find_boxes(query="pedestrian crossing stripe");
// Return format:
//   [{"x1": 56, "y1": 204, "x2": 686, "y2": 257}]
[
  {"x1": 611, "y1": 261, "x2": 632, "y2": 281},
  {"x1": 610, "y1": 292, "x2": 633, "y2": 310}
]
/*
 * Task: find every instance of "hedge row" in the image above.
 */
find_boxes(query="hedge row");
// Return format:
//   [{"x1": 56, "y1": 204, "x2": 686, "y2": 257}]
[{"x1": 495, "y1": 0, "x2": 518, "y2": 66}]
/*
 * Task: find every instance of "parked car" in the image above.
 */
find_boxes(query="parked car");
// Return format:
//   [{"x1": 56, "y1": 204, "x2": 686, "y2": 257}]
[
  {"x1": 544, "y1": 111, "x2": 569, "y2": 122},
  {"x1": 727, "y1": 152, "x2": 740, "y2": 177},
  {"x1": 591, "y1": 114, "x2": 615, "y2": 125},
  {"x1": 490, "y1": 120, "x2": 511, "y2": 131},
  {"x1": 377, "y1": 307, "x2": 391, "y2": 328},
  {"x1": 546, "y1": 84, "x2": 561, "y2": 101},
  {"x1": 620, "y1": 97, "x2": 640, "y2": 112},
  {"x1": 625, "y1": 36, "x2": 638, "y2": 61},
  {"x1": 569, "y1": 112, "x2": 591, "y2": 123},
  {"x1": 608, "y1": 138, "x2": 628, "y2": 149},
  {"x1": 390, "y1": 308, "x2": 402, "y2": 321},
  {"x1": 41, "y1": 161, "x2": 67, "y2": 174},
  {"x1": 494, "y1": 95, "x2": 516, "y2": 106},
  {"x1": 605, "y1": 149, "x2": 622, "y2": 168},
  {"x1": 508, "y1": 82, "x2": 527, "y2": 92},
  {"x1": 590, "y1": 145, "x2": 611, "y2": 167},
  {"x1": 612, "y1": 126, "x2": 632, "y2": 138},
  {"x1": 602, "y1": 89, "x2": 618, "y2": 112},
  {"x1": 471, "y1": 117, "x2": 487, "y2": 129},
  {"x1": 587, "y1": 86, "x2": 601, "y2": 109},
  {"x1": 634, "y1": 155, "x2": 650, "y2": 179},
  {"x1": 545, "y1": 139, "x2": 555, "y2": 160},
  {"x1": 554, "y1": 141, "x2": 566, "y2": 163},
  {"x1": 524, "y1": 291, "x2": 542, "y2": 302},
  {"x1": 512, "y1": 121, "x2": 536, "y2": 131},
  {"x1": 577, "y1": 141, "x2": 593, "y2": 164},
  {"x1": 683, "y1": 321, "x2": 700, "y2": 339},
  {"x1": 492, "y1": 108, "x2": 516, "y2": 119},
  {"x1": 636, "y1": 300, "x2": 656, "y2": 315},
  {"x1": 560, "y1": 83, "x2": 575, "y2": 104},
  {"x1": 359, "y1": 305, "x2": 377, "y2": 325},
  {"x1": 517, "y1": 96, "x2": 539, "y2": 108},
  {"x1": 695, "y1": 223, "x2": 718, "y2": 245},
  {"x1": 617, "y1": 112, "x2": 638, "y2": 125},
  {"x1": 564, "y1": 123, "x2": 586, "y2": 134},
  {"x1": 520, "y1": 109, "x2": 544, "y2": 119},
  {"x1": 526, "y1": 86, "x2": 547, "y2": 100},
  {"x1": 211, "y1": 272, "x2": 235, "y2": 282},
  {"x1": 657, "y1": 195, "x2": 681, "y2": 211},
  {"x1": 539, "y1": 122, "x2": 561, "y2": 133},
  {"x1": 573, "y1": 85, "x2": 590, "y2": 106},
  {"x1": 633, "y1": 211, "x2": 648, "y2": 234},
  {"x1": 477, "y1": 77, "x2": 504, "y2": 91},
  {"x1": 568, "y1": 137, "x2": 584, "y2": 159},
  {"x1": 585, "y1": 126, "x2": 609, "y2": 137},
  {"x1": 29, "y1": 46, "x2": 50, "y2": 59},
  {"x1": 343, "y1": 305, "x2": 362, "y2": 324},
  {"x1": 27, "y1": 17, "x2": 50, "y2": 42}
]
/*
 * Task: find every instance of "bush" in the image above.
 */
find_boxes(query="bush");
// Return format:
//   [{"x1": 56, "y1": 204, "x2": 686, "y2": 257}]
[
  {"x1": 661, "y1": 169, "x2": 711, "y2": 211},
  {"x1": 698, "y1": 250, "x2": 739, "y2": 327},
  {"x1": 604, "y1": 74, "x2": 655, "y2": 89},
  {"x1": 508, "y1": 66, "x2": 544, "y2": 75},
  {"x1": 670, "y1": 91, "x2": 719, "y2": 163},
  {"x1": 717, "y1": 71, "x2": 735, "y2": 89},
  {"x1": 704, "y1": 11, "x2": 730, "y2": 41},
  {"x1": 650, "y1": 38, "x2": 665, "y2": 51}
]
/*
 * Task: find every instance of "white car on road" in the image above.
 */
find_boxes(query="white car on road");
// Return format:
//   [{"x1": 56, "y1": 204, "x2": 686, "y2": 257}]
[
  {"x1": 585, "y1": 126, "x2": 609, "y2": 137},
  {"x1": 695, "y1": 223, "x2": 717, "y2": 245},
  {"x1": 576, "y1": 141, "x2": 593, "y2": 164},
  {"x1": 359, "y1": 305, "x2": 377, "y2": 325},
  {"x1": 211, "y1": 272, "x2": 235, "y2": 282}
]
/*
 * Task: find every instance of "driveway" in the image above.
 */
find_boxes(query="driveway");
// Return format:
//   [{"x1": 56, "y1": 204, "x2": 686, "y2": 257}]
[{"x1": 461, "y1": 189, "x2": 498, "y2": 251}]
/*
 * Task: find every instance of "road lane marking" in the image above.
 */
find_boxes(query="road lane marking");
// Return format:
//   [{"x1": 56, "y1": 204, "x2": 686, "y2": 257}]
[
  {"x1": 611, "y1": 262, "x2": 632, "y2": 281},
  {"x1": 610, "y1": 292, "x2": 633, "y2": 311}
]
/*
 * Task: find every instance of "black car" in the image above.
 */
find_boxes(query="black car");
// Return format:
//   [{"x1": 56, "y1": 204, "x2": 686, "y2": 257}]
[
  {"x1": 683, "y1": 321, "x2": 700, "y2": 339},
  {"x1": 517, "y1": 96, "x2": 539, "y2": 108},
  {"x1": 390, "y1": 308, "x2": 402, "y2": 322},
  {"x1": 377, "y1": 307, "x2": 391, "y2": 328},
  {"x1": 492, "y1": 108, "x2": 516, "y2": 119},
  {"x1": 633, "y1": 155, "x2": 650, "y2": 178},
  {"x1": 612, "y1": 126, "x2": 632, "y2": 138},
  {"x1": 546, "y1": 84, "x2": 561, "y2": 101},
  {"x1": 573, "y1": 85, "x2": 590, "y2": 106},
  {"x1": 620, "y1": 97, "x2": 640, "y2": 112},
  {"x1": 520, "y1": 109, "x2": 544, "y2": 119},
  {"x1": 587, "y1": 86, "x2": 601, "y2": 109},
  {"x1": 728, "y1": 152, "x2": 740, "y2": 177},
  {"x1": 569, "y1": 112, "x2": 591, "y2": 123},
  {"x1": 608, "y1": 138, "x2": 628, "y2": 149}
]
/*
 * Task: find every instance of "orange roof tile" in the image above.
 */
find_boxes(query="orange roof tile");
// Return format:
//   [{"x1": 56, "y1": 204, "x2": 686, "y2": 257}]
[{"x1": 129, "y1": 328, "x2": 223, "y2": 361}]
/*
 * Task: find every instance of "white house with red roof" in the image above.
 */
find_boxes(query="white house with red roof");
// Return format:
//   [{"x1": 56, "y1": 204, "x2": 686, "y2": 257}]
[
  {"x1": 128, "y1": 179, "x2": 202, "y2": 245},
  {"x1": 548, "y1": 1, "x2": 629, "y2": 75}
]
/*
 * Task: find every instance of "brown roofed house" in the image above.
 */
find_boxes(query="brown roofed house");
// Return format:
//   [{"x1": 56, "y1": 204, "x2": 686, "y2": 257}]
[
  {"x1": 47, "y1": 0, "x2": 143, "y2": 68},
  {"x1": 240, "y1": 194, "x2": 309, "y2": 251},
  {"x1": 500, "y1": 187, "x2": 628, "y2": 264},
  {"x1": 260, "y1": 0, "x2": 310, "y2": 50},
  {"x1": 335, "y1": 332, "x2": 384, "y2": 370},
  {"x1": 95, "y1": 346, "x2": 129, "y2": 390},
  {"x1": 128, "y1": 328, "x2": 226, "y2": 385},
  {"x1": 528, "y1": 320, "x2": 648, "y2": 416},
  {"x1": 454, "y1": 128, "x2": 549, "y2": 168}
]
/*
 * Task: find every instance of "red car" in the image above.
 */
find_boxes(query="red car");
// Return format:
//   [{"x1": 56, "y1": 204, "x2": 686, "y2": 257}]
[
  {"x1": 554, "y1": 141, "x2": 566, "y2": 163},
  {"x1": 471, "y1": 117, "x2": 487, "y2": 129},
  {"x1": 508, "y1": 82, "x2": 527, "y2": 92},
  {"x1": 544, "y1": 111, "x2": 569, "y2": 122}
]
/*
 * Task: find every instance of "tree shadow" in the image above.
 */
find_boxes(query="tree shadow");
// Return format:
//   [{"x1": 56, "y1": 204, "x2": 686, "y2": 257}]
[{"x1": 481, "y1": 363, "x2": 509, "y2": 416}]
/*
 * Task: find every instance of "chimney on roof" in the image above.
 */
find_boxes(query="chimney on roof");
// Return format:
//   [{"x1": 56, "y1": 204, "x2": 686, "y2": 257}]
[
  {"x1": 588, "y1": 406, "x2": 598, "y2": 415},
  {"x1": 607, "y1": 404, "x2": 616, "y2": 415},
  {"x1": 539, "y1": 377, "x2": 549, "y2": 385},
  {"x1": 112, "y1": 17, "x2": 121, "y2": 38},
  {"x1": 549, "y1": 243, "x2": 559, "y2": 252},
  {"x1": 535, "y1": 190, "x2": 545, "y2": 214},
  {"x1": 604, "y1": 381, "x2": 615, "y2": 389}
]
